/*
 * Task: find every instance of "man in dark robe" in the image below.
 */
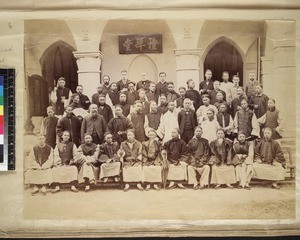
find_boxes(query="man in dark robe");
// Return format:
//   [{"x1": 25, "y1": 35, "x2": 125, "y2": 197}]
[
  {"x1": 208, "y1": 80, "x2": 226, "y2": 105},
  {"x1": 186, "y1": 79, "x2": 202, "y2": 110},
  {"x1": 98, "y1": 133, "x2": 121, "y2": 182},
  {"x1": 116, "y1": 70, "x2": 131, "y2": 93},
  {"x1": 175, "y1": 87, "x2": 186, "y2": 109},
  {"x1": 69, "y1": 85, "x2": 90, "y2": 110},
  {"x1": 187, "y1": 126, "x2": 211, "y2": 190},
  {"x1": 199, "y1": 69, "x2": 214, "y2": 95},
  {"x1": 157, "y1": 94, "x2": 168, "y2": 115},
  {"x1": 146, "y1": 82, "x2": 159, "y2": 103},
  {"x1": 136, "y1": 72, "x2": 151, "y2": 91},
  {"x1": 138, "y1": 89, "x2": 150, "y2": 115},
  {"x1": 156, "y1": 72, "x2": 168, "y2": 96},
  {"x1": 126, "y1": 82, "x2": 139, "y2": 106},
  {"x1": 233, "y1": 99, "x2": 260, "y2": 139},
  {"x1": 118, "y1": 93, "x2": 131, "y2": 117},
  {"x1": 162, "y1": 128, "x2": 189, "y2": 189},
  {"x1": 52, "y1": 77, "x2": 72, "y2": 115},
  {"x1": 40, "y1": 106, "x2": 58, "y2": 148},
  {"x1": 178, "y1": 98, "x2": 197, "y2": 144},
  {"x1": 91, "y1": 84, "x2": 106, "y2": 105},
  {"x1": 102, "y1": 75, "x2": 111, "y2": 95},
  {"x1": 216, "y1": 103, "x2": 234, "y2": 140},
  {"x1": 253, "y1": 127, "x2": 286, "y2": 189},
  {"x1": 107, "y1": 105, "x2": 134, "y2": 145},
  {"x1": 81, "y1": 104, "x2": 107, "y2": 145},
  {"x1": 56, "y1": 106, "x2": 81, "y2": 147},
  {"x1": 145, "y1": 101, "x2": 162, "y2": 134},
  {"x1": 127, "y1": 100, "x2": 148, "y2": 142},
  {"x1": 107, "y1": 82, "x2": 120, "y2": 106},
  {"x1": 166, "y1": 82, "x2": 180, "y2": 103},
  {"x1": 230, "y1": 86, "x2": 248, "y2": 118},
  {"x1": 97, "y1": 94, "x2": 113, "y2": 124},
  {"x1": 249, "y1": 84, "x2": 269, "y2": 119}
]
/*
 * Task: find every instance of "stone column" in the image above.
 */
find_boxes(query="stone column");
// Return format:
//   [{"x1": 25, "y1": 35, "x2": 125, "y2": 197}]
[
  {"x1": 73, "y1": 51, "x2": 103, "y2": 100},
  {"x1": 174, "y1": 49, "x2": 201, "y2": 88}
]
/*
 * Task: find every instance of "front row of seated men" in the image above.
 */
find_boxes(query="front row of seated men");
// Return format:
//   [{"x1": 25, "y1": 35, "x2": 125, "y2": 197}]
[{"x1": 25, "y1": 126, "x2": 286, "y2": 195}]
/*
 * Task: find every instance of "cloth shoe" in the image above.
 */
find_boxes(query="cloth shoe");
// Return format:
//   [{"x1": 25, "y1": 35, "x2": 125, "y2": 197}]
[
  {"x1": 41, "y1": 186, "x2": 47, "y2": 195},
  {"x1": 123, "y1": 184, "x2": 130, "y2": 192},
  {"x1": 153, "y1": 184, "x2": 160, "y2": 191},
  {"x1": 51, "y1": 186, "x2": 60, "y2": 194},
  {"x1": 137, "y1": 183, "x2": 144, "y2": 191},
  {"x1": 31, "y1": 186, "x2": 39, "y2": 195},
  {"x1": 70, "y1": 186, "x2": 78, "y2": 192}
]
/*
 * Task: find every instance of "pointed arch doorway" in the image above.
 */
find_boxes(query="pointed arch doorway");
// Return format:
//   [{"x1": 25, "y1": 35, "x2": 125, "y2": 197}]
[
  {"x1": 204, "y1": 41, "x2": 244, "y2": 85},
  {"x1": 40, "y1": 41, "x2": 78, "y2": 93}
]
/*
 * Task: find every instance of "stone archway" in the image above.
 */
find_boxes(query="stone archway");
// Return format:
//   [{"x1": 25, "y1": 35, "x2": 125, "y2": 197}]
[
  {"x1": 128, "y1": 54, "x2": 158, "y2": 83},
  {"x1": 203, "y1": 39, "x2": 244, "y2": 85},
  {"x1": 40, "y1": 40, "x2": 78, "y2": 93}
]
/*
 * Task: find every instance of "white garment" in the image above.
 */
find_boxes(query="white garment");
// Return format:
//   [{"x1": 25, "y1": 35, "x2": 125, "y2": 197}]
[
  {"x1": 201, "y1": 119, "x2": 220, "y2": 143},
  {"x1": 220, "y1": 82, "x2": 234, "y2": 102},
  {"x1": 196, "y1": 105, "x2": 218, "y2": 124},
  {"x1": 156, "y1": 109, "x2": 179, "y2": 144}
]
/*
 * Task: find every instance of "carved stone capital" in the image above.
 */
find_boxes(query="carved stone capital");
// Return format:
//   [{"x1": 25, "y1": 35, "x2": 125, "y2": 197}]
[
  {"x1": 73, "y1": 51, "x2": 103, "y2": 59},
  {"x1": 174, "y1": 48, "x2": 201, "y2": 57}
]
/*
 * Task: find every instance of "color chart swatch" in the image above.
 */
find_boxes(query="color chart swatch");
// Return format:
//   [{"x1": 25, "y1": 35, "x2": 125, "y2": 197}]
[{"x1": 0, "y1": 69, "x2": 15, "y2": 171}]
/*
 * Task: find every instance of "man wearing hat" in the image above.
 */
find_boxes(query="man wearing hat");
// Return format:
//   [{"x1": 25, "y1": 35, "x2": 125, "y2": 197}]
[{"x1": 52, "y1": 77, "x2": 72, "y2": 115}]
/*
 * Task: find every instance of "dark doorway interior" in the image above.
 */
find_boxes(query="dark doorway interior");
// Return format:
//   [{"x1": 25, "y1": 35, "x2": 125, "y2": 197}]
[
  {"x1": 40, "y1": 41, "x2": 78, "y2": 93},
  {"x1": 204, "y1": 41, "x2": 243, "y2": 85}
]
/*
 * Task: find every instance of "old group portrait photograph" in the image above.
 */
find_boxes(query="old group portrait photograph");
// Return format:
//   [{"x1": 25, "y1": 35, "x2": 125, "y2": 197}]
[{"x1": 23, "y1": 18, "x2": 296, "y2": 220}]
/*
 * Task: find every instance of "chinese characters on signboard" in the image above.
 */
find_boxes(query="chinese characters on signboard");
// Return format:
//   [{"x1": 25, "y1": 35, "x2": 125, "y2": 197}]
[{"x1": 118, "y1": 34, "x2": 162, "y2": 54}]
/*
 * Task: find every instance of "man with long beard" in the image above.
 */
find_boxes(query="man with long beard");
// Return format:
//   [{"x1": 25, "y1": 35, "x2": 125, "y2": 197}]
[{"x1": 81, "y1": 104, "x2": 107, "y2": 145}]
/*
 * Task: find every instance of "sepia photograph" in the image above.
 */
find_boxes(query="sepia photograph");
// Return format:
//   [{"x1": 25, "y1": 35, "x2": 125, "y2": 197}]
[{"x1": 22, "y1": 17, "x2": 296, "y2": 223}]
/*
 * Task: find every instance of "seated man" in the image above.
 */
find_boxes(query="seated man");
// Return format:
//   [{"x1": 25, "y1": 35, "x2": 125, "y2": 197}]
[
  {"x1": 74, "y1": 133, "x2": 100, "y2": 192},
  {"x1": 162, "y1": 128, "x2": 189, "y2": 189},
  {"x1": 98, "y1": 133, "x2": 122, "y2": 183},
  {"x1": 119, "y1": 130, "x2": 144, "y2": 191},
  {"x1": 209, "y1": 129, "x2": 236, "y2": 189},
  {"x1": 232, "y1": 132, "x2": 254, "y2": 190},
  {"x1": 253, "y1": 127, "x2": 286, "y2": 189},
  {"x1": 142, "y1": 130, "x2": 163, "y2": 191},
  {"x1": 25, "y1": 134, "x2": 54, "y2": 195},
  {"x1": 52, "y1": 131, "x2": 79, "y2": 193},
  {"x1": 187, "y1": 127, "x2": 211, "y2": 190}
]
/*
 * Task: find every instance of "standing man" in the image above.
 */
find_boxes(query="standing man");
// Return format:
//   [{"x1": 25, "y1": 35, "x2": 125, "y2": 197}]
[
  {"x1": 229, "y1": 75, "x2": 243, "y2": 101},
  {"x1": 136, "y1": 72, "x2": 152, "y2": 91},
  {"x1": 107, "y1": 82, "x2": 120, "y2": 106},
  {"x1": 51, "y1": 77, "x2": 72, "y2": 115},
  {"x1": 156, "y1": 72, "x2": 168, "y2": 96},
  {"x1": 199, "y1": 69, "x2": 214, "y2": 95},
  {"x1": 249, "y1": 84, "x2": 269, "y2": 119},
  {"x1": 107, "y1": 105, "x2": 134, "y2": 145},
  {"x1": 91, "y1": 84, "x2": 113, "y2": 107},
  {"x1": 127, "y1": 100, "x2": 148, "y2": 142},
  {"x1": 208, "y1": 80, "x2": 226, "y2": 105},
  {"x1": 126, "y1": 82, "x2": 139, "y2": 106},
  {"x1": 97, "y1": 94, "x2": 114, "y2": 124},
  {"x1": 116, "y1": 70, "x2": 131, "y2": 93},
  {"x1": 230, "y1": 86, "x2": 247, "y2": 118},
  {"x1": 40, "y1": 106, "x2": 59, "y2": 148},
  {"x1": 187, "y1": 126, "x2": 211, "y2": 190},
  {"x1": 56, "y1": 106, "x2": 82, "y2": 147},
  {"x1": 146, "y1": 82, "x2": 159, "y2": 103},
  {"x1": 102, "y1": 75, "x2": 111, "y2": 95},
  {"x1": 81, "y1": 104, "x2": 107, "y2": 145},
  {"x1": 245, "y1": 72, "x2": 259, "y2": 98},
  {"x1": 166, "y1": 82, "x2": 180, "y2": 103},
  {"x1": 219, "y1": 71, "x2": 234, "y2": 103},
  {"x1": 186, "y1": 79, "x2": 202, "y2": 110},
  {"x1": 74, "y1": 85, "x2": 91, "y2": 110},
  {"x1": 178, "y1": 98, "x2": 198, "y2": 144},
  {"x1": 118, "y1": 93, "x2": 131, "y2": 117}
]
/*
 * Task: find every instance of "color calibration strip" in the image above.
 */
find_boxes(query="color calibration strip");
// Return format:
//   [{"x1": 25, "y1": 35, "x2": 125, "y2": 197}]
[{"x1": 0, "y1": 69, "x2": 15, "y2": 171}]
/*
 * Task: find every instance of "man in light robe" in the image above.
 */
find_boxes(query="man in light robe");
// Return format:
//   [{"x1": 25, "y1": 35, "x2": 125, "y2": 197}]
[
  {"x1": 201, "y1": 108, "x2": 221, "y2": 143},
  {"x1": 187, "y1": 127, "x2": 211, "y2": 190},
  {"x1": 219, "y1": 71, "x2": 234, "y2": 103},
  {"x1": 196, "y1": 94, "x2": 218, "y2": 125},
  {"x1": 253, "y1": 127, "x2": 286, "y2": 189},
  {"x1": 156, "y1": 101, "x2": 179, "y2": 144},
  {"x1": 25, "y1": 134, "x2": 54, "y2": 195},
  {"x1": 162, "y1": 128, "x2": 189, "y2": 189}
]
